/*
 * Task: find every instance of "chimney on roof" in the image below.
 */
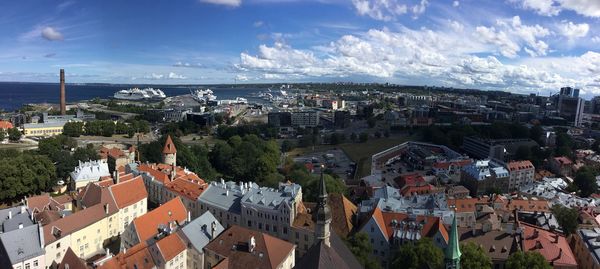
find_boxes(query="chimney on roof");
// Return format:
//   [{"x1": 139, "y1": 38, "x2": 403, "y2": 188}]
[
  {"x1": 114, "y1": 170, "x2": 120, "y2": 184},
  {"x1": 249, "y1": 236, "x2": 256, "y2": 253},
  {"x1": 211, "y1": 221, "x2": 217, "y2": 239},
  {"x1": 104, "y1": 203, "x2": 110, "y2": 215},
  {"x1": 60, "y1": 69, "x2": 66, "y2": 115},
  {"x1": 39, "y1": 223, "x2": 44, "y2": 247}
]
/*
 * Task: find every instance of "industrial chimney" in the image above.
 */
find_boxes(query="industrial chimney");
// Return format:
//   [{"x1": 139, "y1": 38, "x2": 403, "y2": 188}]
[{"x1": 60, "y1": 69, "x2": 66, "y2": 115}]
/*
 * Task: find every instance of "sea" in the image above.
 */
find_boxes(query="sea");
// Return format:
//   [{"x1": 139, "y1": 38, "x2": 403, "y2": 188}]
[{"x1": 0, "y1": 82, "x2": 266, "y2": 111}]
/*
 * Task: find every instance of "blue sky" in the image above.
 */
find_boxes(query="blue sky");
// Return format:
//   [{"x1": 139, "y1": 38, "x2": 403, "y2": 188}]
[{"x1": 0, "y1": 0, "x2": 599, "y2": 96}]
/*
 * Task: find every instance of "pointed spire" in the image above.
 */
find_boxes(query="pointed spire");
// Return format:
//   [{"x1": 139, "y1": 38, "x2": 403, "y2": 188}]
[
  {"x1": 445, "y1": 213, "x2": 461, "y2": 269},
  {"x1": 163, "y1": 135, "x2": 177, "y2": 154},
  {"x1": 316, "y1": 164, "x2": 332, "y2": 247}
]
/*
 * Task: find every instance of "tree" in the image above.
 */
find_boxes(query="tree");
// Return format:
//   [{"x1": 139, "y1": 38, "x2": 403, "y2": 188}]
[
  {"x1": 359, "y1": 132, "x2": 369, "y2": 143},
  {"x1": 0, "y1": 150, "x2": 56, "y2": 202},
  {"x1": 0, "y1": 129, "x2": 5, "y2": 141},
  {"x1": 367, "y1": 117, "x2": 377, "y2": 128},
  {"x1": 8, "y1": 128, "x2": 21, "y2": 142},
  {"x1": 63, "y1": 122, "x2": 84, "y2": 137},
  {"x1": 460, "y1": 242, "x2": 492, "y2": 269},
  {"x1": 281, "y1": 140, "x2": 296, "y2": 153},
  {"x1": 574, "y1": 166, "x2": 599, "y2": 197},
  {"x1": 505, "y1": 251, "x2": 552, "y2": 269},
  {"x1": 345, "y1": 232, "x2": 380, "y2": 269},
  {"x1": 391, "y1": 238, "x2": 444, "y2": 269},
  {"x1": 551, "y1": 204, "x2": 579, "y2": 235}
]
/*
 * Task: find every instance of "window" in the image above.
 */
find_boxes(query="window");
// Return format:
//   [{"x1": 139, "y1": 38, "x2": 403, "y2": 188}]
[
  {"x1": 266, "y1": 224, "x2": 270, "y2": 231},
  {"x1": 33, "y1": 261, "x2": 38, "y2": 267},
  {"x1": 273, "y1": 226, "x2": 277, "y2": 233},
  {"x1": 295, "y1": 232, "x2": 299, "y2": 239},
  {"x1": 283, "y1": 227, "x2": 288, "y2": 234},
  {"x1": 259, "y1": 223, "x2": 263, "y2": 229},
  {"x1": 247, "y1": 220, "x2": 252, "y2": 227},
  {"x1": 25, "y1": 263, "x2": 30, "y2": 269}
]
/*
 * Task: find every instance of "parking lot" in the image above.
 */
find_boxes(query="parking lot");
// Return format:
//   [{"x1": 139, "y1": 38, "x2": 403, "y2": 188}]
[{"x1": 293, "y1": 148, "x2": 355, "y2": 180}]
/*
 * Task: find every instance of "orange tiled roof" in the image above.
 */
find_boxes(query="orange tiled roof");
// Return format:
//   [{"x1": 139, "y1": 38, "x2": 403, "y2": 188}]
[
  {"x1": 98, "y1": 242, "x2": 154, "y2": 269},
  {"x1": 162, "y1": 135, "x2": 177, "y2": 154},
  {"x1": 0, "y1": 120, "x2": 13, "y2": 129},
  {"x1": 380, "y1": 211, "x2": 448, "y2": 242},
  {"x1": 164, "y1": 178, "x2": 207, "y2": 201},
  {"x1": 26, "y1": 194, "x2": 64, "y2": 213},
  {"x1": 503, "y1": 198, "x2": 550, "y2": 212},
  {"x1": 400, "y1": 184, "x2": 435, "y2": 196},
  {"x1": 554, "y1": 156, "x2": 572, "y2": 165},
  {"x1": 138, "y1": 164, "x2": 170, "y2": 183},
  {"x1": 507, "y1": 160, "x2": 534, "y2": 171},
  {"x1": 447, "y1": 198, "x2": 482, "y2": 213},
  {"x1": 132, "y1": 197, "x2": 187, "y2": 244},
  {"x1": 156, "y1": 233, "x2": 186, "y2": 261},
  {"x1": 109, "y1": 176, "x2": 148, "y2": 209},
  {"x1": 519, "y1": 223, "x2": 577, "y2": 267}
]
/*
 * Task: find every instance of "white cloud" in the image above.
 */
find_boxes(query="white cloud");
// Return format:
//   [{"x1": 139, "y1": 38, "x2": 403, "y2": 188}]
[
  {"x1": 173, "y1": 61, "x2": 203, "y2": 68},
  {"x1": 452, "y1": 1, "x2": 459, "y2": 7},
  {"x1": 236, "y1": 74, "x2": 249, "y2": 81},
  {"x1": 510, "y1": 0, "x2": 561, "y2": 16},
  {"x1": 592, "y1": 36, "x2": 600, "y2": 43},
  {"x1": 558, "y1": 21, "x2": 589, "y2": 39},
  {"x1": 253, "y1": 21, "x2": 264, "y2": 27},
  {"x1": 168, "y1": 72, "x2": 186, "y2": 79},
  {"x1": 510, "y1": 0, "x2": 600, "y2": 17},
  {"x1": 41, "y1": 27, "x2": 64, "y2": 41},
  {"x1": 475, "y1": 16, "x2": 550, "y2": 58},
  {"x1": 449, "y1": 20, "x2": 464, "y2": 32},
  {"x1": 557, "y1": 0, "x2": 600, "y2": 17},
  {"x1": 411, "y1": 0, "x2": 429, "y2": 18},
  {"x1": 148, "y1": 73, "x2": 164, "y2": 80},
  {"x1": 199, "y1": 0, "x2": 241, "y2": 7},
  {"x1": 351, "y1": 0, "x2": 408, "y2": 21},
  {"x1": 237, "y1": 23, "x2": 600, "y2": 94}
]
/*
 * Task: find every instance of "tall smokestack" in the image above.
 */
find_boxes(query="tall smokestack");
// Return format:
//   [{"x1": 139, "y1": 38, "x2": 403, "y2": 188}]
[{"x1": 60, "y1": 69, "x2": 66, "y2": 115}]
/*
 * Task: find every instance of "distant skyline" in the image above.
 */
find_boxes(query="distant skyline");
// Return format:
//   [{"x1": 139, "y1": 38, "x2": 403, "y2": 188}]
[{"x1": 0, "y1": 0, "x2": 599, "y2": 96}]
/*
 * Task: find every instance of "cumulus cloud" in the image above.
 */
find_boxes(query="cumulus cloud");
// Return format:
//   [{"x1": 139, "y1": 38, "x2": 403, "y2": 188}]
[
  {"x1": 352, "y1": 0, "x2": 408, "y2": 21},
  {"x1": 168, "y1": 72, "x2": 186, "y2": 79},
  {"x1": 558, "y1": 21, "x2": 589, "y2": 39},
  {"x1": 510, "y1": 0, "x2": 600, "y2": 17},
  {"x1": 236, "y1": 22, "x2": 600, "y2": 94},
  {"x1": 475, "y1": 16, "x2": 550, "y2": 58},
  {"x1": 452, "y1": 1, "x2": 459, "y2": 7},
  {"x1": 510, "y1": 0, "x2": 561, "y2": 16},
  {"x1": 199, "y1": 0, "x2": 241, "y2": 7},
  {"x1": 411, "y1": 0, "x2": 429, "y2": 18},
  {"x1": 41, "y1": 27, "x2": 64, "y2": 41},
  {"x1": 592, "y1": 36, "x2": 600, "y2": 43}
]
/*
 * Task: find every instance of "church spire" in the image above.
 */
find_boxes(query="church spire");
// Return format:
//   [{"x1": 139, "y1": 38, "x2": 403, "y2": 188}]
[
  {"x1": 445, "y1": 213, "x2": 461, "y2": 269},
  {"x1": 315, "y1": 165, "x2": 332, "y2": 247}
]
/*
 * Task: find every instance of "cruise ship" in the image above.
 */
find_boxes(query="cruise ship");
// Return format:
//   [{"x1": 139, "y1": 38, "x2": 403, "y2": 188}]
[
  {"x1": 113, "y1": 88, "x2": 166, "y2": 100},
  {"x1": 191, "y1": 88, "x2": 217, "y2": 103}
]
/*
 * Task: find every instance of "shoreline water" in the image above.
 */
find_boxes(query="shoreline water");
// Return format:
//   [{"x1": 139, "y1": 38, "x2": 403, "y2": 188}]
[{"x1": 0, "y1": 82, "x2": 266, "y2": 111}]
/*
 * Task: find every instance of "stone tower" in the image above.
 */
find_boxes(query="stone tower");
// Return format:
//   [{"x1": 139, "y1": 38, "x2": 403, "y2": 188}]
[
  {"x1": 445, "y1": 213, "x2": 461, "y2": 269},
  {"x1": 162, "y1": 135, "x2": 177, "y2": 166},
  {"x1": 315, "y1": 166, "x2": 331, "y2": 247}
]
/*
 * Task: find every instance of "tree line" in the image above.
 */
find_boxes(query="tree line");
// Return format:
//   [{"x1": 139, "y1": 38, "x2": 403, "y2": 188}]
[{"x1": 63, "y1": 119, "x2": 150, "y2": 138}]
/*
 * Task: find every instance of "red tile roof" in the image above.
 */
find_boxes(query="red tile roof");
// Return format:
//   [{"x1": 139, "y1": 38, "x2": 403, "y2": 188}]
[
  {"x1": 162, "y1": 135, "x2": 177, "y2": 154},
  {"x1": 502, "y1": 198, "x2": 550, "y2": 212},
  {"x1": 98, "y1": 242, "x2": 154, "y2": 269},
  {"x1": 132, "y1": 197, "x2": 187, "y2": 244},
  {"x1": 554, "y1": 156, "x2": 572, "y2": 165},
  {"x1": 138, "y1": 164, "x2": 170, "y2": 184},
  {"x1": 400, "y1": 184, "x2": 435, "y2": 196},
  {"x1": 156, "y1": 233, "x2": 186, "y2": 261},
  {"x1": 109, "y1": 176, "x2": 148, "y2": 209},
  {"x1": 447, "y1": 198, "x2": 484, "y2": 213},
  {"x1": 519, "y1": 223, "x2": 577, "y2": 267},
  {"x1": 26, "y1": 194, "x2": 64, "y2": 213},
  {"x1": 44, "y1": 201, "x2": 118, "y2": 244},
  {"x1": 164, "y1": 178, "x2": 207, "y2": 201},
  {"x1": 507, "y1": 160, "x2": 534, "y2": 171},
  {"x1": 204, "y1": 225, "x2": 295, "y2": 269},
  {"x1": 0, "y1": 120, "x2": 13, "y2": 129}
]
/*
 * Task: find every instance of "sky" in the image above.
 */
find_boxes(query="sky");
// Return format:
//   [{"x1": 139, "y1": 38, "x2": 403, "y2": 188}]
[{"x1": 0, "y1": 0, "x2": 599, "y2": 96}]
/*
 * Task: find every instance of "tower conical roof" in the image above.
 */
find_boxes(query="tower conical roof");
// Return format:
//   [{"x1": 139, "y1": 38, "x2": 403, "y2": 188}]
[{"x1": 163, "y1": 135, "x2": 177, "y2": 154}]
